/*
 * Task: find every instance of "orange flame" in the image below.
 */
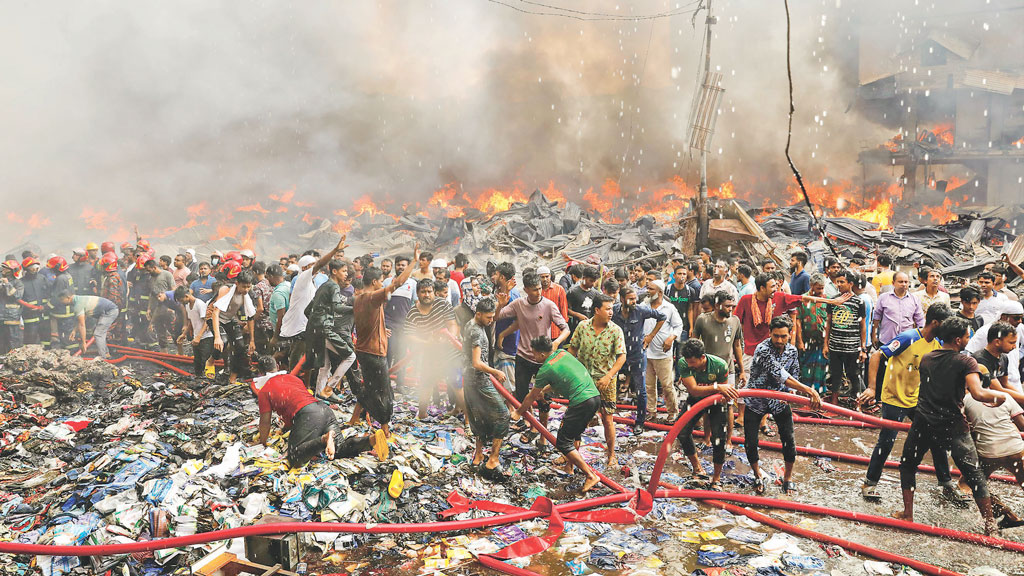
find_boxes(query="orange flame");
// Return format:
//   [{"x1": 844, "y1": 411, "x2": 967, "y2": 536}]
[
  {"x1": 237, "y1": 203, "x2": 270, "y2": 215},
  {"x1": 919, "y1": 197, "x2": 958, "y2": 225},
  {"x1": 429, "y1": 183, "x2": 467, "y2": 218},
  {"x1": 472, "y1": 186, "x2": 529, "y2": 215}
]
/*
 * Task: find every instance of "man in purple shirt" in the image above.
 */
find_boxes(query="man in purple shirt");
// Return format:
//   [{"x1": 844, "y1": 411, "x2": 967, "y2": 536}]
[
  {"x1": 872, "y1": 271, "x2": 924, "y2": 347},
  {"x1": 496, "y1": 271, "x2": 569, "y2": 448}
]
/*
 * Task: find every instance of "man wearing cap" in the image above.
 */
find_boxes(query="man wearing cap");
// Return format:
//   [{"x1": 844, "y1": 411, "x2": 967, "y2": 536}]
[
  {"x1": 699, "y1": 248, "x2": 713, "y2": 268},
  {"x1": 430, "y1": 258, "x2": 460, "y2": 308},
  {"x1": 538, "y1": 266, "x2": 569, "y2": 340},
  {"x1": 967, "y1": 300, "x2": 1024, "y2": 392},
  {"x1": 279, "y1": 238, "x2": 347, "y2": 373},
  {"x1": 643, "y1": 279, "x2": 684, "y2": 420},
  {"x1": 183, "y1": 249, "x2": 199, "y2": 275}
]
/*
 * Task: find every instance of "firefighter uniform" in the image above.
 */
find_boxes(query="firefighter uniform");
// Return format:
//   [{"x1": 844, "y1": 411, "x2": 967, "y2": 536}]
[
  {"x1": 20, "y1": 270, "x2": 49, "y2": 347},
  {"x1": 0, "y1": 276, "x2": 24, "y2": 353},
  {"x1": 48, "y1": 272, "x2": 77, "y2": 351},
  {"x1": 127, "y1": 266, "x2": 153, "y2": 348},
  {"x1": 68, "y1": 260, "x2": 97, "y2": 296}
]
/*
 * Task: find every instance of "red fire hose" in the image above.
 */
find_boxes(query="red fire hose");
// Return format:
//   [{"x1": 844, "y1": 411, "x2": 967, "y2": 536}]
[
  {"x1": 0, "y1": 491, "x2": 636, "y2": 556},
  {"x1": 103, "y1": 355, "x2": 194, "y2": 377},
  {"x1": 659, "y1": 489, "x2": 1024, "y2": 554},
  {"x1": 701, "y1": 498, "x2": 964, "y2": 576},
  {"x1": 72, "y1": 338, "x2": 95, "y2": 357}
]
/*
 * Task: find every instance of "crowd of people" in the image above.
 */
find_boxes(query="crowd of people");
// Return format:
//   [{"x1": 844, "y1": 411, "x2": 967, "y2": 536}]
[{"x1": 3, "y1": 236, "x2": 1024, "y2": 534}]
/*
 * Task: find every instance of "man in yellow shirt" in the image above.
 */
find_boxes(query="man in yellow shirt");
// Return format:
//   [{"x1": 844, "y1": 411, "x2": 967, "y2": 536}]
[
  {"x1": 857, "y1": 303, "x2": 968, "y2": 504},
  {"x1": 871, "y1": 254, "x2": 895, "y2": 295}
]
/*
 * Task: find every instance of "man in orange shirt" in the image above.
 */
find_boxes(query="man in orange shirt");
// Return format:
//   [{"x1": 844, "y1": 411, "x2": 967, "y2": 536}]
[
  {"x1": 350, "y1": 242, "x2": 419, "y2": 438},
  {"x1": 538, "y1": 266, "x2": 568, "y2": 340}
]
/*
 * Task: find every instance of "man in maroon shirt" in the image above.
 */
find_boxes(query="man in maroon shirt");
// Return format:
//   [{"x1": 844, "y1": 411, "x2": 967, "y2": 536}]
[
  {"x1": 734, "y1": 273, "x2": 846, "y2": 426},
  {"x1": 350, "y1": 243, "x2": 419, "y2": 437},
  {"x1": 253, "y1": 356, "x2": 386, "y2": 467}
]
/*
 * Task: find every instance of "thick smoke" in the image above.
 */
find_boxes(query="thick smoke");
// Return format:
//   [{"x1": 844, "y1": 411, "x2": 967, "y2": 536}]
[{"x1": 1, "y1": 0, "x2": 1018, "y2": 251}]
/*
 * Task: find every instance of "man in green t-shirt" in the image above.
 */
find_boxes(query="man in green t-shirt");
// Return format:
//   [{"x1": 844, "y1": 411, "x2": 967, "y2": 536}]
[
  {"x1": 514, "y1": 335, "x2": 602, "y2": 493},
  {"x1": 676, "y1": 338, "x2": 739, "y2": 488}
]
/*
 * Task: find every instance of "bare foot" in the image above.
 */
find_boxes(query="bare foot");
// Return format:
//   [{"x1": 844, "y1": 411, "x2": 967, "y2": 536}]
[
  {"x1": 325, "y1": 429, "x2": 336, "y2": 460},
  {"x1": 606, "y1": 456, "x2": 619, "y2": 469},
  {"x1": 552, "y1": 455, "x2": 567, "y2": 466},
  {"x1": 582, "y1": 475, "x2": 600, "y2": 493},
  {"x1": 890, "y1": 510, "x2": 912, "y2": 522}
]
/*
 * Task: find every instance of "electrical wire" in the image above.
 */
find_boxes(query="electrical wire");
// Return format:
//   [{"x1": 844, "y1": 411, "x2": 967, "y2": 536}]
[
  {"x1": 483, "y1": 0, "x2": 704, "y2": 21},
  {"x1": 783, "y1": 0, "x2": 841, "y2": 259}
]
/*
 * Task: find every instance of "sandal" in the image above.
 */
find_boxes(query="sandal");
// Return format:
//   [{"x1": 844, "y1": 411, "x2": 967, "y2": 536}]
[
  {"x1": 861, "y1": 484, "x2": 881, "y2": 501},
  {"x1": 761, "y1": 421, "x2": 776, "y2": 437},
  {"x1": 780, "y1": 480, "x2": 795, "y2": 495},
  {"x1": 518, "y1": 430, "x2": 539, "y2": 443},
  {"x1": 754, "y1": 476, "x2": 766, "y2": 495}
]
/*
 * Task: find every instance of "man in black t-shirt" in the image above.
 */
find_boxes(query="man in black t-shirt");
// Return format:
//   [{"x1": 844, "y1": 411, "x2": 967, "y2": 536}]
[
  {"x1": 566, "y1": 265, "x2": 601, "y2": 334},
  {"x1": 665, "y1": 264, "x2": 700, "y2": 340},
  {"x1": 895, "y1": 316, "x2": 1006, "y2": 535}
]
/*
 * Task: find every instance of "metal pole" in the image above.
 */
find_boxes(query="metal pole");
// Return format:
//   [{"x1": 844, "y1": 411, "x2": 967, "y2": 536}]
[{"x1": 696, "y1": 0, "x2": 714, "y2": 251}]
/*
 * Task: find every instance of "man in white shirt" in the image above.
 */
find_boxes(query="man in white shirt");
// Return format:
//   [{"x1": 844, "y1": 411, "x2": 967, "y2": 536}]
[
  {"x1": 176, "y1": 286, "x2": 214, "y2": 377},
  {"x1": 976, "y1": 271, "x2": 1007, "y2": 325},
  {"x1": 279, "y1": 238, "x2": 347, "y2": 371},
  {"x1": 699, "y1": 261, "x2": 739, "y2": 302},
  {"x1": 964, "y1": 374, "x2": 1024, "y2": 529},
  {"x1": 643, "y1": 280, "x2": 684, "y2": 420}
]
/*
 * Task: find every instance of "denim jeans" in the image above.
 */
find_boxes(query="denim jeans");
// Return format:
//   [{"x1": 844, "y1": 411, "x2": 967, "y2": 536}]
[
  {"x1": 865, "y1": 402, "x2": 952, "y2": 485},
  {"x1": 623, "y1": 357, "x2": 647, "y2": 425}
]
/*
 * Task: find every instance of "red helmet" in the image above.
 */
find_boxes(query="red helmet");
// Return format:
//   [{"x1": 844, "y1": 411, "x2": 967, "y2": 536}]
[
  {"x1": 1, "y1": 260, "x2": 21, "y2": 276},
  {"x1": 100, "y1": 241, "x2": 115, "y2": 255},
  {"x1": 72, "y1": 248, "x2": 88, "y2": 262},
  {"x1": 21, "y1": 257, "x2": 39, "y2": 270},
  {"x1": 136, "y1": 254, "x2": 153, "y2": 269},
  {"x1": 220, "y1": 260, "x2": 242, "y2": 280},
  {"x1": 224, "y1": 251, "x2": 243, "y2": 264},
  {"x1": 120, "y1": 242, "x2": 134, "y2": 252},
  {"x1": 137, "y1": 240, "x2": 151, "y2": 253},
  {"x1": 47, "y1": 256, "x2": 68, "y2": 273},
  {"x1": 100, "y1": 252, "x2": 119, "y2": 273}
]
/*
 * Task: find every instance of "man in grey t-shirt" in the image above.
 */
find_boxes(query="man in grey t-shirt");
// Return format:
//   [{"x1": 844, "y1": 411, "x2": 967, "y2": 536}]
[{"x1": 692, "y1": 291, "x2": 746, "y2": 386}]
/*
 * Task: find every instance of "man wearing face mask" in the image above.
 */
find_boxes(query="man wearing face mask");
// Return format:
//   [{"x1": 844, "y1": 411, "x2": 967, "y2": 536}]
[
  {"x1": 612, "y1": 285, "x2": 666, "y2": 434},
  {"x1": 20, "y1": 257, "x2": 49, "y2": 347}
]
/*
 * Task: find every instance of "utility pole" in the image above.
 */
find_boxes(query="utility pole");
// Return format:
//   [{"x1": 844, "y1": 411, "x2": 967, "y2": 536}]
[{"x1": 696, "y1": 0, "x2": 715, "y2": 251}]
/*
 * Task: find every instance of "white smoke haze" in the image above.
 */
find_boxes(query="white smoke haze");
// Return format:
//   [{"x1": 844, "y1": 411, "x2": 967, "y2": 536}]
[{"x1": 2, "y1": 0, "x2": 1019, "y2": 251}]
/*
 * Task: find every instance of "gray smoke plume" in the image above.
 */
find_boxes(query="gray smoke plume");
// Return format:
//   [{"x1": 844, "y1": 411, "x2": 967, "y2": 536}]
[{"x1": 2, "y1": 0, "x2": 1019, "y2": 252}]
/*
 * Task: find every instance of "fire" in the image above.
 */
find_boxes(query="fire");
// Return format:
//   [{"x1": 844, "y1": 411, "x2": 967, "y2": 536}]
[
  {"x1": 351, "y1": 195, "x2": 392, "y2": 218},
  {"x1": 80, "y1": 208, "x2": 118, "y2": 231},
  {"x1": 583, "y1": 179, "x2": 622, "y2": 217},
  {"x1": 930, "y1": 123, "x2": 955, "y2": 148},
  {"x1": 472, "y1": 186, "x2": 529, "y2": 215},
  {"x1": 540, "y1": 181, "x2": 566, "y2": 205},
  {"x1": 237, "y1": 203, "x2": 270, "y2": 215},
  {"x1": 845, "y1": 198, "x2": 893, "y2": 230},
  {"x1": 429, "y1": 183, "x2": 466, "y2": 218},
  {"x1": 714, "y1": 181, "x2": 736, "y2": 199},
  {"x1": 7, "y1": 212, "x2": 51, "y2": 232},
  {"x1": 1013, "y1": 136, "x2": 1024, "y2": 148},
  {"x1": 269, "y1": 189, "x2": 295, "y2": 204},
  {"x1": 919, "y1": 197, "x2": 958, "y2": 225}
]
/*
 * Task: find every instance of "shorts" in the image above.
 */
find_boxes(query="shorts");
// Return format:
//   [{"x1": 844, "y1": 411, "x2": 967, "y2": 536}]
[
  {"x1": 556, "y1": 396, "x2": 601, "y2": 455},
  {"x1": 595, "y1": 373, "x2": 616, "y2": 409}
]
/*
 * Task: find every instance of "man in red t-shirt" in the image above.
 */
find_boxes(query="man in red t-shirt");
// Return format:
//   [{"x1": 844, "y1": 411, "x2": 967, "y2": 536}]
[
  {"x1": 733, "y1": 273, "x2": 846, "y2": 425},
  {"x1": 538, "y1": 266, "x2": 569, "y2": 339},
  {"x1": 254, "y1": 356, "x2": 386, "y2": 467}
]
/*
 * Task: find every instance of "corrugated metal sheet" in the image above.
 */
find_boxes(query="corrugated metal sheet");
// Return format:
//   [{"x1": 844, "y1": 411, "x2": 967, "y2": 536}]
[
  {"x1": 959, "y1": 69, "x2": 1021, "y2": 95},
  {"x1": 926, "y1": 30, "x2": 977, "y2": 60}
]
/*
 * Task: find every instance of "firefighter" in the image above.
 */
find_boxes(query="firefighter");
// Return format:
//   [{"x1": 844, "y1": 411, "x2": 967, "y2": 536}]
[
  {"x1": 20, "y1": 257, "x2": 49, "y2": 347},
  {"x1": 85, "y1": 242, "x2": 101, "y2": 265},
  {"x1": 240, "y1": 249, "x2": 256, "y2": 272},
  {"x1": 99, "y1": 252, "x2": 126, "y2": 344},
  {"x1": 0, "y1": 260, "x2": 24, "y2": 353},
  {"x1": 120, "y1": 242, "x2": 136, "y2": 269},
  {"x1": 68, "y1": 248, "x2": 97, "y2": 296},
  {"x1": 127, "y1": 254, "x2": 154, "y2": 349},
  {"x1": 210, "y1": 261, "x2": 256, "y2": 384},
  {"x1": 46, "y1": 256, "x2": 77, "y2": 351}
]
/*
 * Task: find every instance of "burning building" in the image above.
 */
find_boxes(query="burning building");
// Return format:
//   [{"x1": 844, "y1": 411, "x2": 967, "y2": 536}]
[{"x1": 855, "y1": 4, "x2": 1024, "y2": 215}]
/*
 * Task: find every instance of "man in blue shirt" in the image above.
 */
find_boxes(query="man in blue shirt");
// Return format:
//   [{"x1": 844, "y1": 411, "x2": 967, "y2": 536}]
[
  {"x1": 789, "y1": 251, "x2": 811, "y2": 296},
  {"x1": 612, "y1": 285, "x2": 665, "y2": 433},
  {"x1": 190, "y1": 262, "x2": 215, "y2": 302}
]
